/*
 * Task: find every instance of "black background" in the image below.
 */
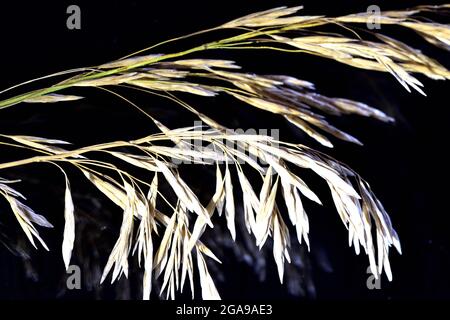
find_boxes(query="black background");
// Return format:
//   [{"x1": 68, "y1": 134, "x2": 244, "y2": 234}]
[{"x1": 0, "y1": 0, "x2": 449, "y2": 300}]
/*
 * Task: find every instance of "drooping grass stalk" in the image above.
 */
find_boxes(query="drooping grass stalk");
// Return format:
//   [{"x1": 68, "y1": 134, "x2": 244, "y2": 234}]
[{"x1": 0, "y1": 30, "x2": 284, "y2": 109}]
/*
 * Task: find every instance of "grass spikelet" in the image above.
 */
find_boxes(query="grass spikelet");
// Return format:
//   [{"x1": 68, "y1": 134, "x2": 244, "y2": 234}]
[{"x1": 62, "y1": 173, "x2": 75, "y2": 270}]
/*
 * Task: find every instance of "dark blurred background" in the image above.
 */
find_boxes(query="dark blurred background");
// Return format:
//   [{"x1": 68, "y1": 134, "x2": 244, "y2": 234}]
[{"x1": 0, "y1": 0, "x2": 448, "y2": 300}]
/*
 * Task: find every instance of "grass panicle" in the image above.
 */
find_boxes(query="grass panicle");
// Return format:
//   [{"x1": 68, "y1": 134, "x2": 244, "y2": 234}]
[{"x1": 0, "y1": 5, "x2": 448, "y2": 299}]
